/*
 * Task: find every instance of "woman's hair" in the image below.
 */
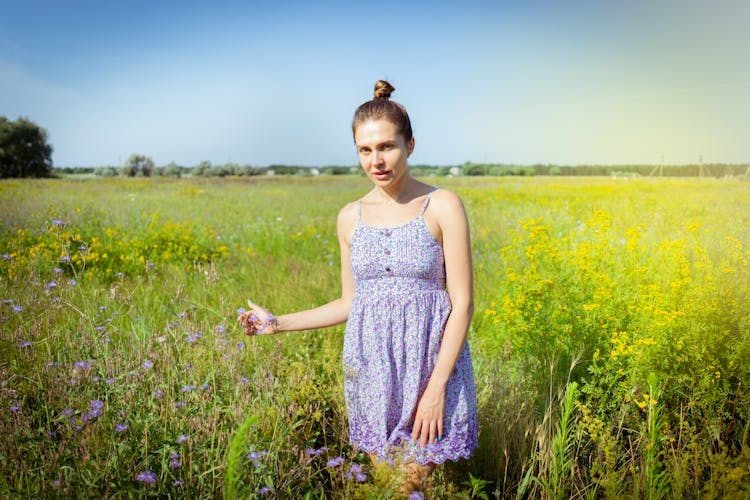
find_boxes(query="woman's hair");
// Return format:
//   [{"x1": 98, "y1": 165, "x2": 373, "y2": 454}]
[{"x1": 351, "y1": 80, "x2": 413, "y2": 142}]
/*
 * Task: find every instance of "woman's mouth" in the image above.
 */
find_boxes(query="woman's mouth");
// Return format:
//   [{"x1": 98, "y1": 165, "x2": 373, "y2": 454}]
[{"x1": 373, "y1": 170, "x2": 390, "y2": 180}]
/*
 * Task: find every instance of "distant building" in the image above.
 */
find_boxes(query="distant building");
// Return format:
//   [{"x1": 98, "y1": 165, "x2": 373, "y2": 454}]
[
  {"x1": 449, "y1": 166, "x2": 461, "y2": 176},
  {"x1": 310, "y1": 168, "x2": 320, "y2": 176}
]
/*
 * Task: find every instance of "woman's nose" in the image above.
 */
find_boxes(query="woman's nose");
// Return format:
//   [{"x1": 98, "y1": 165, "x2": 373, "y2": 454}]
[{"x1": 372, "y1": 151, "x2": 384, "y2": 166}]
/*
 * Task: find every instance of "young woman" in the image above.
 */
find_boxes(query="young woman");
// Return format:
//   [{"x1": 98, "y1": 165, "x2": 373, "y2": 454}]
[{"x1": 239, "y1": 80, "x2": 478, "y2": 493}]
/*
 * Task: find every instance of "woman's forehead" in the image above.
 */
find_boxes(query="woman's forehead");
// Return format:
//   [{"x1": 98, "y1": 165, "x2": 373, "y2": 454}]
[{"x1": 354, "y1": 119, "x2": 401, "y2": 145}]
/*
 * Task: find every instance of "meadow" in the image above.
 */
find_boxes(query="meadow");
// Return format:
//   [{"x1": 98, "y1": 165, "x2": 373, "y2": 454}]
[{"x1": 1, "y1": 175, "x2": 749, "y2": 498}]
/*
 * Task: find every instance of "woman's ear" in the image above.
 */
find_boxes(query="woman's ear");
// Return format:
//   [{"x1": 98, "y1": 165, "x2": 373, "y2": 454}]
[{"x1": 407, "y1": 137, "x2": 415, "y2": 157}]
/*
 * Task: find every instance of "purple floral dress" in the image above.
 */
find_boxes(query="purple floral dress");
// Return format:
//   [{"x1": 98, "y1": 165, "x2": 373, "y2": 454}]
[{"x1": 343, "y1": 189, "x2": 479, "y2": 465}]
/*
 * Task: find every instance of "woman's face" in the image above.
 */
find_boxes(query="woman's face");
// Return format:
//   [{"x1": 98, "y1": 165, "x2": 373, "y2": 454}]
[{"x1": 354, "y1": 119, "x2": 414, "y2": 189}]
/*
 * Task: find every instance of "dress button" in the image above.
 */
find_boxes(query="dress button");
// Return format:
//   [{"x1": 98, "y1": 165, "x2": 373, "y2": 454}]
[
  {"x1": 384, "y1": 249, "x2": 391, "y2": 255},
  {"x1": 385, "y1": 266, "x2": 391, "y2": 272},
  {"x1": 383, "y1": 230, "x2": 391, "y2": 237}
]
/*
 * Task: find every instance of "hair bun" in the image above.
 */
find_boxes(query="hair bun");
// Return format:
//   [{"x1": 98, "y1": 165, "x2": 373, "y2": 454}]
[{"x1": 373, "y1": 80, "x2": 395, "y2": 99}]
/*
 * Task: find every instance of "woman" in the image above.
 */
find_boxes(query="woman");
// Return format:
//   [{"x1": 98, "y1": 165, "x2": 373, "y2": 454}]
[{"x1": 239, "y1": 80, "x2": 478, "y2": 494}]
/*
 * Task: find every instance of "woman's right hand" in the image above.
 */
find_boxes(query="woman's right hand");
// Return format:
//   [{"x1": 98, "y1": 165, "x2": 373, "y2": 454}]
[{"x1": 238, "y1": 300, "x2": 278, "y2": 335}]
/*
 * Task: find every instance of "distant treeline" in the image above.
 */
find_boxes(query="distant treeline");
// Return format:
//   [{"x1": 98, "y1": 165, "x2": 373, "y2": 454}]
[{"x1": 56, "y1": 162, "x2": 750, "y2": 178}]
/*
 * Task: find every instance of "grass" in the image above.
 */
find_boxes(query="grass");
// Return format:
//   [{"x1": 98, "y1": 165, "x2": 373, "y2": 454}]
[{"x1": 1, "y1": 175, "x2": 749, "y2": 498}]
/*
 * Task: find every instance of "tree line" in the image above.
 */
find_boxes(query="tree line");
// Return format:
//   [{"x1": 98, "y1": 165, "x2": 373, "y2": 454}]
[{"x1": 3, "y1": 116, "x2": 748, "y2": 179}]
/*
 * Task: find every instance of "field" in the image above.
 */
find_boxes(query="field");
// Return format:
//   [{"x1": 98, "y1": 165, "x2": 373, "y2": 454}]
[{"x1": 1, "y1": 176, "x2": 749, "y2": 498}]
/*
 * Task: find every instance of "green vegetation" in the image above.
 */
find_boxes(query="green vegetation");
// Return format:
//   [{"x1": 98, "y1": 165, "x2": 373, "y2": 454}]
[{"x1": 1, "y1": 176, "x2": 748, "y2": 497}]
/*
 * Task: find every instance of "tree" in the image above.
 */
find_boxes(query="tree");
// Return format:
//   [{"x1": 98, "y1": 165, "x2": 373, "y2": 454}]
[
  {"x1": 0, "y1": 116, "x2": 54, "y2": 178},
  {"x1": 122, "y1": 154, "x2": 154, "y2": 177}
]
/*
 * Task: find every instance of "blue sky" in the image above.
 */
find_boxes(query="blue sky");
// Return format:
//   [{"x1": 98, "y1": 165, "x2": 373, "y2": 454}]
[{"x1": 1, "y1": 0, "x2": 748, "y2": 167}]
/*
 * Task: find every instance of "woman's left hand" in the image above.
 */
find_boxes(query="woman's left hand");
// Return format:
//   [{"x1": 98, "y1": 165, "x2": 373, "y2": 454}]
[{"x1": 411, "y1": 385, "x2": 446, "y2": 448}]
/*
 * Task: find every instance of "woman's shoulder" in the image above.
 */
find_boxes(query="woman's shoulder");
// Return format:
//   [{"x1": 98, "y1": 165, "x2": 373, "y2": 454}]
[
  {"x1": 429, "y1": 187, "x2": 465, "y2": 212},
  {"x1": 337, "y1": 201, "x2": 360, "y2": 242}
]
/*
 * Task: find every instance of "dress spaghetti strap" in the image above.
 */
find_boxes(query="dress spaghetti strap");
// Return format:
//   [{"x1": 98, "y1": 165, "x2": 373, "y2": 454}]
[{"x1": 419, "y1": 187, "x2": 438, "y2": 216}]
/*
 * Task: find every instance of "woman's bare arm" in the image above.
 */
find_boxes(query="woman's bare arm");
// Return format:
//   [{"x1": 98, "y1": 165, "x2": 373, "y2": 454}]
[
  {"x1": 239, "y1": 203, "x2": 357, "y2": 334},
  {"x1": 411, "y1": 189, "x2": 474, "y2": 446}
]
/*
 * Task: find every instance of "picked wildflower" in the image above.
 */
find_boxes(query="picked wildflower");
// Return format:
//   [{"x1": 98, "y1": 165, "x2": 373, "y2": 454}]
[
  {"x1": 142, "y1": 360, "x2": 154, "y2": 369},
  {"x1": 259, "y1": 486, "x2": 273, "y2": 495},
  {"x1": 326, "y1": 456, "x2": 345, "y2": 467},
  {"x1": 12, "y1": 305, "x2": 23, "y2": 313},
  {"x1": 176, "y1": 434, "x2": 190, "y2": 444},
  {"x1": 169, "y1": 453, "x2": 181, "y2": 468},
  {"x1": 115, "y1": 423, "x2": 128, "y2": 432},
  {"x1": 135, "y1": 470, "x2": 158, "y2": 484}
]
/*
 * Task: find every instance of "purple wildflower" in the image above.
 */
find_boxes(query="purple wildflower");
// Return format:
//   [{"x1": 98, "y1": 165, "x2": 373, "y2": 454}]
[
  {"x1": 74, "y1": 360, "x2": 92, "y2": 369},
  {"x1": 175, "y1": 401, "x2": 186, "y2": 408},
  {"x1": 53, "y1": 480, "x2": 60, "y2": 487},
  {"x1": 68, "y1": 279, "x2": 76, "y2": 285},
  {"x1": 10, "y1": 404, "x2": 20, "y2": 413},
  {"x1": 0, "y1": 254, "x2": 11, "y2": 260},
  {"x1": 202, "y1": 383, "x2": 211, "y2": 390},
  {"x1": 53, "y1": 267, "x2": 63, "y2": 273},
  {"x1": 409, "y1": 492, "x2": 424, "y2": 500},
  {"x1": 115, "y1": 423, "x2": 128, "y2": 432},
  {"x1": 173, "y1": 480, "x2": 184, "y2": 486},
  {"x1": 142, "y1": 360, "x2": 154, "y2": 369},
  {"x1": 179, "y1": 385, "x2": 196, "y2": 393},
  {"x1": 115, "y1": 272, "x2": 124, "y2": 277},
  {"x1": 246, "y1": 450, "x2": 268, "y2": 467},
  {"x1": 236, "y1": 342, "x2": 245, "y2": 349},
  {"x1": 90, "y1": 400, "x2": 104, "y2": 410},
  {"x1": 52, "y1": 219, "x2": 65, "y2": 227},
  {"x1": 215, "y1": 325, "x2": 226, "y2": 335},
  {"x1": 326, "y1": 456, "x2": 345, "y2": 467},
  {"x1": 305, "y1": 446, "x2": 329, "y2": 456},
  {"x1": 106, "y1": 377, "x2": 115, "y2": 385},
  {"x1": 12, "y1": 305, "x2": 23, "y2": 313},
  {"x1": 259, "y1": 486, "x2": 273, "y2": 495},
  {"x1": 176, "y1": 434, "x2": 190, "y2": 444},
  {"x1": 237, "y1": 307, "x2": 247, "y2": 316},
  {"x1": 99, "y1": 305, "x2": 107, "y2": 311},
  {"x1": 135, "y1": 470, "x2": 157, "y2": 484},
  {"x1": 20, "y1": 341, "x2": 32, "y2": 348},
  {"x1": 154, "y1": 389, "x2": 165, "y2": 399},
  {"x1": 45, "y1": 281, "x2": 58, "y2": 289},
  {"x1": 346, "y1": 463, "x2": 367, "y2": 482},
  {"x1": 61, "y1": 409, "x2": 75, "y2": 417},
  {"x1": 78, "y1": 245, "x2": 88, "y2": 253},
  {"x1": 169, "y1": 453, "x2": 181, "y2": 468},
  {"x1": 59, "y1": 255, "x2": 71, "y2": 263},
  {"x1": 94, "y1": 325, "x2": 105, "y2": 332}
]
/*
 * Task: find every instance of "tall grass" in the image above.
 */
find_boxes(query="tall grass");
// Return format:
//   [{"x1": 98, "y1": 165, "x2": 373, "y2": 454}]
[{"x1": 1, "y1": 176, "x2": 749, "y2": 497}]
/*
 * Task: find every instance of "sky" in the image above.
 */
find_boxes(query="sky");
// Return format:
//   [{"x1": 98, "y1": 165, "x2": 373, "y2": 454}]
[{"x1": 1, "y1": 0, "x2": 748, "y2": 167}]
